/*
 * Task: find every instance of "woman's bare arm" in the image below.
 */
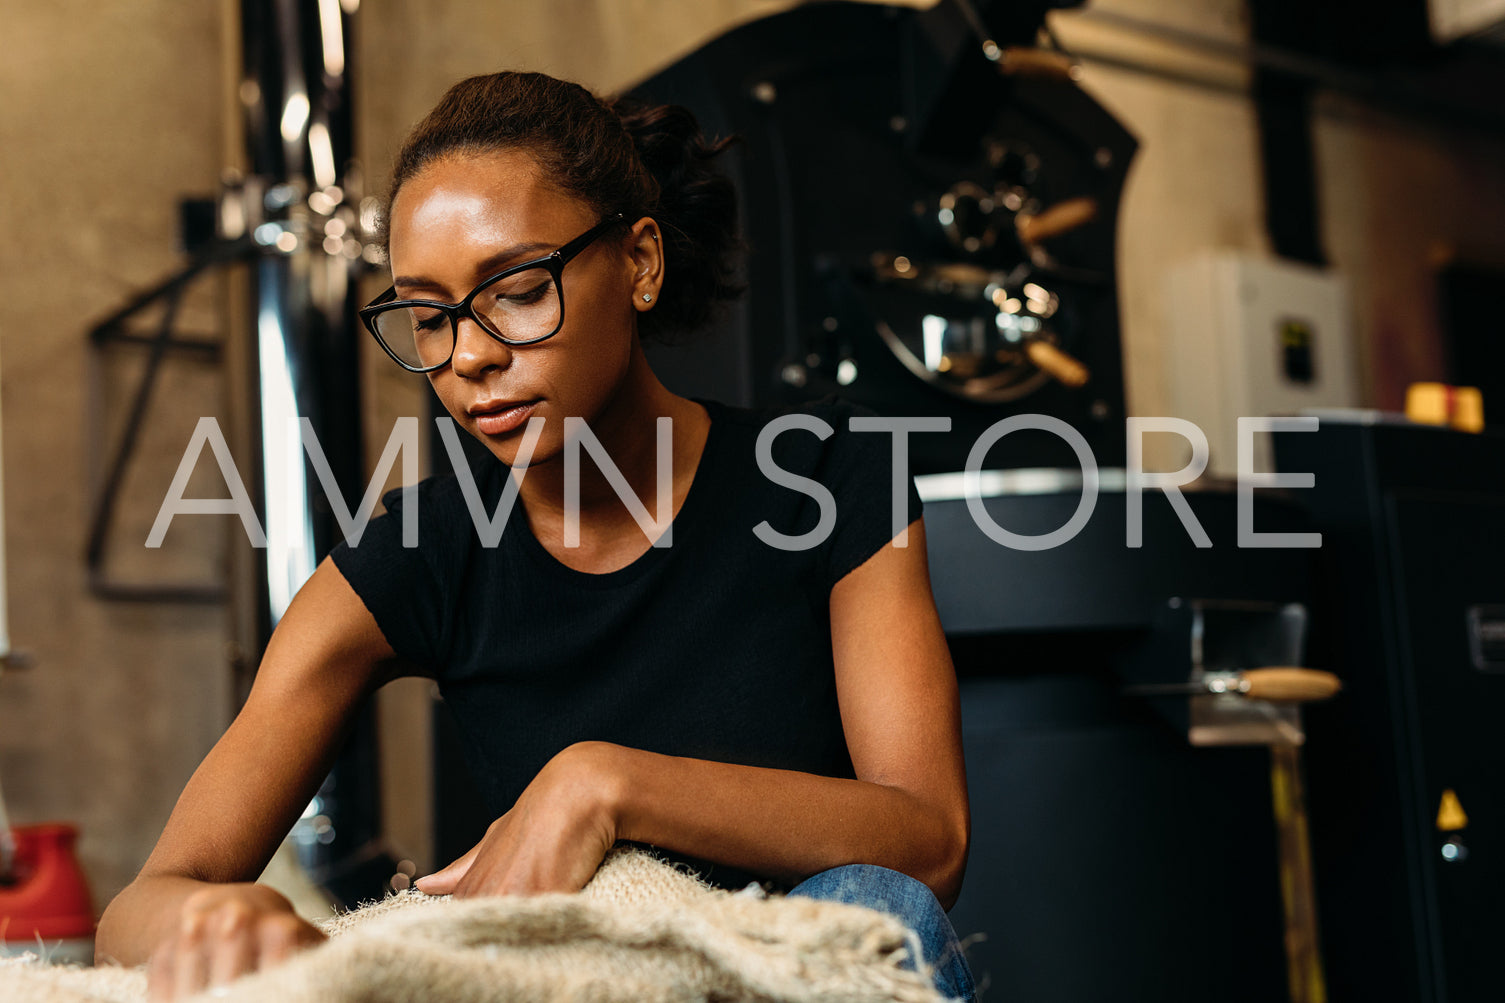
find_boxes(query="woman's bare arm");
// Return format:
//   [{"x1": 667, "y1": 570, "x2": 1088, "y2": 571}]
[
  {"x1": 418, "y1": 518, "x2": 971, "y2": 908},
  {"x1": 96, "y1": 557, "x2": 397, "y2": 972}
]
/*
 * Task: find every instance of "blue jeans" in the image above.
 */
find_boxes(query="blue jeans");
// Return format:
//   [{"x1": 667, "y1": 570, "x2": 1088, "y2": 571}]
[{"x1": 789, "y1": 865, "x2": 977, "y2": 1002}]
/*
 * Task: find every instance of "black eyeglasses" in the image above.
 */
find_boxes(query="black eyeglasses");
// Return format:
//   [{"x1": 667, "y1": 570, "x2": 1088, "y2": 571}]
[{"x1": 359, "y1": 213, "x2": 625, "y2": 373}]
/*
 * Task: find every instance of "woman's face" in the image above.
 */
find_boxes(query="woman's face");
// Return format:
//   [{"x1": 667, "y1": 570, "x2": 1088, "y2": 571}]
[{"x1": 385, "y1": 149, "x2": 654, "y2": 467}]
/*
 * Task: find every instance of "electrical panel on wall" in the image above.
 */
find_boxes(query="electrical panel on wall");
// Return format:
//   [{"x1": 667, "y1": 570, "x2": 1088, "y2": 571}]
[{"x1": 1165, "y1": 253, "x2": 1358, "y2": 478}]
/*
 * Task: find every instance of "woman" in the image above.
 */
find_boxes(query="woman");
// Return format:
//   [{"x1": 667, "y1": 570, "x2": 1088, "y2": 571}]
[{"x1": 97, "y1": 71, "x2": 974, "y2": 1001}]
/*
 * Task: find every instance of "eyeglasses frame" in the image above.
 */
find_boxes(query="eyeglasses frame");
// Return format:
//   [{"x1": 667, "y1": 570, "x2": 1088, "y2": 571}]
[{"x1": 358, "y1": 212, "x2": 628, "y2": 373}]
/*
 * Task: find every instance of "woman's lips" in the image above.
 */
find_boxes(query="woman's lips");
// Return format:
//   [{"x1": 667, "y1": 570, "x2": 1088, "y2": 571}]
[{"x1": 471, "y1": 400, "x2": 539, "y2": 436}]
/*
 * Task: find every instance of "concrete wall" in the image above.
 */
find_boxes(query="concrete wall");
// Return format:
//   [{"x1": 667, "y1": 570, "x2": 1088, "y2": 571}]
[
  {"x1": 1054, "y1": 0, "x2": 1505, "y2": 426},
  {"x1": 0, "y1": 1, "x2": 231, "y2": 903},
  {"x1": 1314, "y1": 92, "x2": 1505, "y2": 409},
  {"x1": 2, "y1": 0, "x2": 1503, "y2": 913}
]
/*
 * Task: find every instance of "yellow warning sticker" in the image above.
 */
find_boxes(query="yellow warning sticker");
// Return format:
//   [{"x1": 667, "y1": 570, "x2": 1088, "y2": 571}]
[{"x1": 1437, "y1": 789, "x2": 1469, "y2": 832}]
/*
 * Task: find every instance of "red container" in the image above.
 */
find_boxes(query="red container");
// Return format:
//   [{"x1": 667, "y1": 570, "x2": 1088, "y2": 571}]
[{"x1": 0, "y1": 823, "x2": 96, "y2": 943}]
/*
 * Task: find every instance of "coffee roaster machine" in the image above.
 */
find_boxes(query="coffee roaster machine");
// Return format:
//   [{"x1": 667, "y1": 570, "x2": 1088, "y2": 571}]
[
  {"x1": 636, "y1": 0, "x2": 1130, "y2": 473},
  {"x1": 614, "y1": 2, "x2": 1338, "y2": 999}
]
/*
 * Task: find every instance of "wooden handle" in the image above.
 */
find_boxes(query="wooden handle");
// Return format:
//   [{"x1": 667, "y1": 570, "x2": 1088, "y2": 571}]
[
  {"x1": 997, "y1": 47, "x2": 1077, "y2": 81},
  {"x1": 1240, "y1": 668, "x2": 1341, "y2": 703},
  {"x1": 1024, "y1": 340, "x2": 1090, "y2": 387},
  {"x1": 1016, "y1": 196, "x2": 1098, "y2": 244}
]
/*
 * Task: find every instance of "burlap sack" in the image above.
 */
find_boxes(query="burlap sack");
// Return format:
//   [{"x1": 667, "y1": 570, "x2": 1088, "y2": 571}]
[{"x1": 1, "y1": 846, "x2": 948, "y2": 1002}]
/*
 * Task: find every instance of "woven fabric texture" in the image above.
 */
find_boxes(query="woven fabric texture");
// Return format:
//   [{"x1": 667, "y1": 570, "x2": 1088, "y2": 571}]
[{"x1": 1, "y1": 846, "x2": 947, "y2": 1002}]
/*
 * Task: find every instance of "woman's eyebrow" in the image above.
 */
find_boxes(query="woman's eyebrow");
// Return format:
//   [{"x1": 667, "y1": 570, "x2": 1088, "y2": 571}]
[{"x1": 393, "y1": 240, "x2": 558, "y2": 293}]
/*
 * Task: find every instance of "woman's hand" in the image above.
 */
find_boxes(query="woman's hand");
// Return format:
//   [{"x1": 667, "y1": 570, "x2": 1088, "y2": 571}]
[
  {"x1": 146, "y1": 883, "x2": 326, "y2": 1001},
  {"x1": 416, "y1": 741, "x2": 621, "y2": 897},
  {"x1": 97, "y1": 560, "x2": 399, "y2": 971}
]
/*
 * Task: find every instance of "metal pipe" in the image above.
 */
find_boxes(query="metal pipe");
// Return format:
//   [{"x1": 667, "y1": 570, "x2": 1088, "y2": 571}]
[
  {"x1": 1052, "y1": 7, "x2": 1505, "y2": 133},
  {"x1": 236, "y1": 0, "x2": 386, "y2": 900}
]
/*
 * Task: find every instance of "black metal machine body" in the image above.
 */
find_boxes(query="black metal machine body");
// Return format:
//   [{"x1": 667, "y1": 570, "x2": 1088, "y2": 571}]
[
  {"x1": 929, "y1": 484, "x2": 1314, "y2": 1000},
  {"x1": 1276, "y1": 420, "x2": 1505, "y2": 1003}
]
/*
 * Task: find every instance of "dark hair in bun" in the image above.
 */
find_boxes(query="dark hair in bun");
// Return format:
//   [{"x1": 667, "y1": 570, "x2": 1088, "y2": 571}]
[{"x1": 385, "y1": 71, "x2": 743, "y2": 342}]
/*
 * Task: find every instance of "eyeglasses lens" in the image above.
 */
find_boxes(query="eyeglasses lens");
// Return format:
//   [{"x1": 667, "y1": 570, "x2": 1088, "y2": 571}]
[
  {"x1": 373, "y1": 307, "x2": 452, "y2": 370},
  {"x1": 371, "y1": 266, "x2": 564, "y2": 369},
  {"x1": 473, "y1": 267, "x2": 562, "y2": 343}
]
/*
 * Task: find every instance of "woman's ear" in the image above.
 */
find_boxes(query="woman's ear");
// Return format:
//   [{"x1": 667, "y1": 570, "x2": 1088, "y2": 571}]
[{"x1": 627, "y1": 216, "x2": 664, "y2": 312}]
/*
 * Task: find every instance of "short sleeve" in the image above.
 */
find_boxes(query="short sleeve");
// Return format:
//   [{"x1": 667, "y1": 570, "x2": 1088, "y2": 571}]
[
  {"x1": 329, "y1": 474, "x2": 470, "y2": 667},
  {"x1": 814, "y1": 398, "x2": 926, "y2": 589}
]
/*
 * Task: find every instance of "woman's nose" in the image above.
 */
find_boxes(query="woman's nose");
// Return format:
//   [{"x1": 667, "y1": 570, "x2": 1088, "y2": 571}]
[{"x1": 449, "y1": 315, "x2": 512, "y2": 378}]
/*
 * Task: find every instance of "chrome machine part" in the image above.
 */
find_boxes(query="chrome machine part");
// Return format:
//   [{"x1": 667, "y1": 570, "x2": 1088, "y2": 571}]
[
  {"x1": 867, "y1": 251, "x2": 1080, "y2": 403},
  {"x1": 234, "y1": 0, "x2": 392, "y2": 905}
]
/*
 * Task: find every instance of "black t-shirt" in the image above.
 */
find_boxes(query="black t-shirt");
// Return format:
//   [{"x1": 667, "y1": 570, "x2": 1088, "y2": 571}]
[{"x1": 331, "y1": 395, "x2": 924, "y2": 886}]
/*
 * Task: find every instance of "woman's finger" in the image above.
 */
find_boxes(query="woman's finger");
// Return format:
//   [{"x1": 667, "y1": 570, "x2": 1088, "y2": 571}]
[
  {"x1": 146, "y1": 942, "x2": 178, "y2": 1002},
  {"x1": 207, "y1": 925, "x2": 258, "y2": 990},
  {"x1": 413, "y1": 857, "x2": 470, "y2": 894},
  {"x1": 415, "y1": 838, "x2": 483, "y2": 894},
  {"x1": 257, "y1": 913, "x2": 318, "y2": 968},
  {"x1": 169, "y1": 926, "x2": 210, "y2": 1001}
]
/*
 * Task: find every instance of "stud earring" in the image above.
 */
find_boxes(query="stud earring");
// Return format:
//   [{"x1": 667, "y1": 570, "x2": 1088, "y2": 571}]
[{"x1": 642, "y1": 293, "x2": 653, "y2": 302}]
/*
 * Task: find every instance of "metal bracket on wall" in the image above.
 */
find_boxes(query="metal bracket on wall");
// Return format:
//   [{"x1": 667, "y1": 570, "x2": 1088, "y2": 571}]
[{"x1": 83, "y1": 236, "x2": 254, "y2": 603}]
